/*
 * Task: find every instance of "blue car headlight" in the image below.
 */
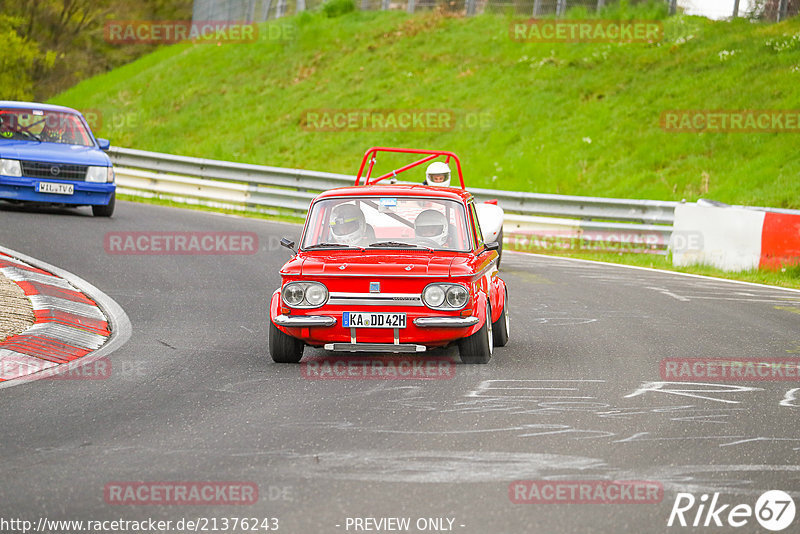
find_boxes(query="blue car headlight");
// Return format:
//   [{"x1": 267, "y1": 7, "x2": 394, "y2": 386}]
[
  {"x1": 86, "y1": 166, "x2": 114, "y2": 183},
  {"x1": 0, "y1": 159, "x2": 22, "y2": 177}
]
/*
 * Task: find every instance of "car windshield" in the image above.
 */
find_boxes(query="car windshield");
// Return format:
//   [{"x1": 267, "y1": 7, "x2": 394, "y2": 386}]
[
  {"x1": 0, "y1": 108, "x2": 94, "y2": 146},
  {"x1": 302, "y1": 196, "x2": 472, "y2": 252}
]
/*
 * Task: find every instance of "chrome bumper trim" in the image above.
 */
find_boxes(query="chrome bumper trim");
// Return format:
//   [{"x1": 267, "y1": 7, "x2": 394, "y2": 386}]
[
  {"x1": 273, "y1": 315, "x2": 336, "y2": 327},
  {"x1": 414, "y1": 316, "x2": 479, "y2": 328},
  {"x1": 323, "y1": 343, "x2": 427, "y2": 353}
]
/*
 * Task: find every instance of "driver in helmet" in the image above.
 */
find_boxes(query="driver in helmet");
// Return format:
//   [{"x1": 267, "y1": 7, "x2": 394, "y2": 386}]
[
  {"x1": 329, "y1": 203, "x2": 368, "y2": 246},
  {"x1": 423, "y1": 161, "x2": 451, "y2": 187},
  {"x1": 414, "y1": 209, "x2": 449, "y2": 247}
]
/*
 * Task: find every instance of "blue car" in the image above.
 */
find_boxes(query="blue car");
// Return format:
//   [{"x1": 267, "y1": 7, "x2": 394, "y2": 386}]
[{"x1": 0, "y1": 101, "x2": 116, "y2": 217}]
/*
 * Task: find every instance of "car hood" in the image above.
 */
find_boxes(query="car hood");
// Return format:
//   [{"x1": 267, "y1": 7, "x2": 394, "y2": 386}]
[
  {"x1": 0, "y1": 140, "x2": 110, "y2": 166},
  {"x1": 286, "y1": 252, "x2": 459, "y2": 277}
]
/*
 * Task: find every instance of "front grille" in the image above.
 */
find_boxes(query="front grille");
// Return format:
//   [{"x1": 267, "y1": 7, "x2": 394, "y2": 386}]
[
  {"x1": 328, "y1": 292, "x2": 423, "y2": 307},
  {"x1": 20, "y1": 161, "x2": 87, "y2": 181}
]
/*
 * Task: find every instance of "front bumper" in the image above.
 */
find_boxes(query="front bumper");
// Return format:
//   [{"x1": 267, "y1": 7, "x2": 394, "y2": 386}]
[
  {"x1": 273, "y1": 315, "x2": 336, "y2": 327},
  {"x1": 0, "y1": 176, "x2": 115, "y2": 206},
  {"x1": 413, "y1": 316, "x2": 479, "y2": 328},
  {"x1": 274, "y1": 314, "x2": 478, "y2": 329}
]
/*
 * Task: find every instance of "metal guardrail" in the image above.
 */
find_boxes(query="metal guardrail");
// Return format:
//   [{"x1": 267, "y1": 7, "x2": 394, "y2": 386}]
[{"x1": 108, "y1": 146, "x2": 677, "y2": 251}]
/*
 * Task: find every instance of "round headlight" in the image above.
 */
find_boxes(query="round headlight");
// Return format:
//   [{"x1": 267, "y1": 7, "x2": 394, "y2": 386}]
[
  {"x1": 305, "y1": 284, "x2": 327, "y2": 306},
  {"x1": 445, "y1": 285, "x2": 468, "y2": 308},
  {"x1": 283, "y1": 284, "x2": 305, "y2": 306},
  {"x1": 423, "y1": 285, "x2": 445, "y2": 308}
]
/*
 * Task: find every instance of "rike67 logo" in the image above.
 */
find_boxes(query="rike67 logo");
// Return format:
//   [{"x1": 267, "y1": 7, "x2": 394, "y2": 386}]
[{"x1": 668, "y1": 490, "x2": 796, "y2": 531}]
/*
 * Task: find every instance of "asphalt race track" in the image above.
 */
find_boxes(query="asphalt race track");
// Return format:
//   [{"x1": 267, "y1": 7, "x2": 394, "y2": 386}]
[{"x1": 1, "y1": 200, "x2": 799, "y2": 533}]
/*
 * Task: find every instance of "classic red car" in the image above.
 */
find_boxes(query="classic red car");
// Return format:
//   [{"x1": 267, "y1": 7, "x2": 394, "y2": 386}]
[{"x1": 268, "y1": 147, "x2": 509, "y2": 364}]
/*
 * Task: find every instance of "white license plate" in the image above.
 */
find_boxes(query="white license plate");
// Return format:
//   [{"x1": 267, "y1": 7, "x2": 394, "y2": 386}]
[
  {"x1": 343, "y1": 312, "x2": 406, "y2": 329},
  {"x1": 38, "y1": 182, "x2": 74, "y2": 195}
]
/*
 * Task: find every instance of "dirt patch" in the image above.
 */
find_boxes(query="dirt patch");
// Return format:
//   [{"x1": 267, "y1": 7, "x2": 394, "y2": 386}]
[{"x1": 0, "y1": 272, "x2": 34, "y2": 342}]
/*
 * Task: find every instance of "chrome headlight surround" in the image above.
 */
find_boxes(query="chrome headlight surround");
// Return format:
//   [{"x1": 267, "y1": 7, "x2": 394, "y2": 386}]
[
  {"x1": 281, "y1": 281, "x2": 329, "y2": 309},
  {"x1": 0, "y1": 159, "x2": 22, "y2": 177},
  {"x1": 86, "y1": 165, "x2": 114, "y2": 183},
  {"x1": 422, "y1": 283, "x2": 469, "y2": 311}
]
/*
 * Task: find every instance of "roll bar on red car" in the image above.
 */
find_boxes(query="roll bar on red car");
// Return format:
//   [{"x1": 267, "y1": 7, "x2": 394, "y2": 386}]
[{"x1": 355, "y1": 147, "x2": 465, "y2": 189}]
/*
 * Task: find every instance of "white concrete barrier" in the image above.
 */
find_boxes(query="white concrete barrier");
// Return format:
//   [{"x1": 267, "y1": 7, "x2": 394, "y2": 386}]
[{"x1": 672, "y1": 204, "x2": 765, "y2": 271}]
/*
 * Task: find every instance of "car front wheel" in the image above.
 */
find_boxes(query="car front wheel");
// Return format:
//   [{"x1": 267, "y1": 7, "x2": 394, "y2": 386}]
[
  {"x1": 459, "y1": 301, "x2": 493, "y2": 364},
  {"x1": 269, "y1": 320, "x2": 304, "y2": 363},
  {"x1": 92, "y1": 192, "x2": 115, "y2": 217},
  {"x1": 493, "y1": 287, "x2": 509, "y2": 347}
]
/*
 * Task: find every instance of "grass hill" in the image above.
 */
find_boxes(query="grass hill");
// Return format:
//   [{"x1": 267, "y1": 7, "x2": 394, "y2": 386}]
[{"x1": 51, "y1": 3, "x2": 800, "y2": 208}]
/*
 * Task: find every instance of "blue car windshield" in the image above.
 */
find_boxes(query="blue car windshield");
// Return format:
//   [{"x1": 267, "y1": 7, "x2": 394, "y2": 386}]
[{"x1": 0, "y1": 108, "x2": 94, "y2": 147}]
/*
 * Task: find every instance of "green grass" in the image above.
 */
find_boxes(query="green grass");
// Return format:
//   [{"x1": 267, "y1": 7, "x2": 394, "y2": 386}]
[{"x1": 50, "y1": 3, "x2": 800, "y2": 208}]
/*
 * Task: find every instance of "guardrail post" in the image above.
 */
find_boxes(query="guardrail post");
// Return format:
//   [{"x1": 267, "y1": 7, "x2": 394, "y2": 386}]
[
  {"x1": 297, "y1": 0, "x2": 306, "y2": 12},
  {"x1": 778, "y1": 0, "x2": 789, "y2": 21},
  {"x1": 596, "y1": 0, "x2": 604, "y2": 12},
  {"x1": 556, "y1": 0, "x2": 567, "y2": 17},
  {"x1": 532, "y1": 0, "x2": 542, "y2": 16},
  {"x1": 668, "y1": 0, "x2": 677, "y2": 15},
  {"x1": 466, "y1": 0, "x2": 476, "y2": 16},
  {"x1": 276, "y1": 0, "x2": 286, "y2": 18},
  {"x1": 261, "y1": 0, "x2": 272, "y2": 20},
  {"x1": 407, "y1": 0, "x2": 415, "y2": 13}
]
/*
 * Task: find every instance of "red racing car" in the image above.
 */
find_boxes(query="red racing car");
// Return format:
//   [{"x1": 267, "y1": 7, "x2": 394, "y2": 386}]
[{"x1": 269, "y1": 147, "x2": 509, "y2": 364}]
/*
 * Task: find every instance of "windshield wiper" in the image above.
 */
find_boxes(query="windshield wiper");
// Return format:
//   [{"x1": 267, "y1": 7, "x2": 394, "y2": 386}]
[
  {"x1": 304, "y1": 242, "x2": 361, "y2": 250},
  {"x1": 11, "y1": 126, "x2": 41, "y2": 142},
  {"x1": 368, "y1": 241, "x2": 433, "y2": 251}
]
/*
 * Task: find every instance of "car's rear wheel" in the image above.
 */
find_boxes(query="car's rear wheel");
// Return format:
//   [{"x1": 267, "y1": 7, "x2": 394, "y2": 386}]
[
  {"x1": 92, "y1": 192, "x2": 115, "y2": 217},
  {"x1": 459, "y1": 301, "x2": 493, "y2": 364},
  {"x1": 493, "y1": 287, "x2": 509, "y2": 347},
  {"x1": 269, "y1": 320, "x2": 304, "y2": 363}
]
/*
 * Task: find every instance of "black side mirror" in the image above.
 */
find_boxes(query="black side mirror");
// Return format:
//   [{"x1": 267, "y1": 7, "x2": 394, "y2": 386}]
[
  {"x1": 485, "y1": 241, "x2": 500, "y2": 252},
  {"x1": 280, "y1": 238, "x2": 296, "y2": 254}
]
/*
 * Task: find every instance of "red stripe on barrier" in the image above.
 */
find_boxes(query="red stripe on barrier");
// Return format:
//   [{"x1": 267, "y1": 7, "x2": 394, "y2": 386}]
[
  {"x1": 18, "y1": 280, "x2": 96, "y2": 305},
  {"x1": 760, "y1": 212, "x2": 800, "y2": 269},
  {"x1": 33, "y1": 310, "x2": 110, "y2": 336},
  {"x1": 0, "y1": 335, "x2": 89, "y2": 363},
  {"x1": 0, "y1": 259, "x2": 53, "y2": 276}
]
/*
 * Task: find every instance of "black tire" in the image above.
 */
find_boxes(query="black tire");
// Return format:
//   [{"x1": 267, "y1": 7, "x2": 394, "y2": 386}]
[
  {"x1": 492, "y1": 287, "x2": 509, "y2": 347},
  {"x1": 496, "y1": 228, "x2": 503, "y2": 268},
  {"x1": 269, "y1": 320, "x2": 304, "y2": 363},
  {"x1": 92, "y1": 192, "x2": 115, "y2": 217},
  {"x1": 459, "y1": 301, "x2": 493, "y2": 364}
]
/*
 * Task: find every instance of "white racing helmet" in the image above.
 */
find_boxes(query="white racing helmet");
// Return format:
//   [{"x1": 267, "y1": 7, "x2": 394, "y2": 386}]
[
  {"x1": 425, "y1": 161, "x2": 451, "y2": 187},
  {"x1": 330, "y1": 203, "x2": 366, "y2": 245},
  {"x1": 414, "y1": 209, "x2": 449, "y2": 246}
]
